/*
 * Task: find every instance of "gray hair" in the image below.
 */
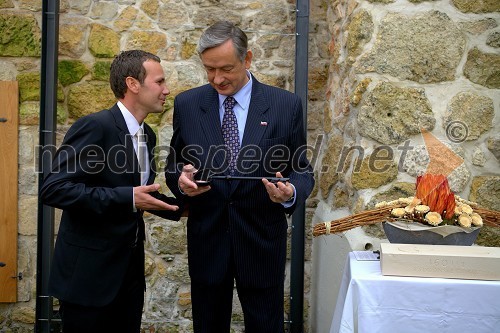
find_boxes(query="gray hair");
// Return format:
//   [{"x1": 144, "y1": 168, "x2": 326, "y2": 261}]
[{"x1": 197, "y1": 21, "x2": 248, "y2": 62}]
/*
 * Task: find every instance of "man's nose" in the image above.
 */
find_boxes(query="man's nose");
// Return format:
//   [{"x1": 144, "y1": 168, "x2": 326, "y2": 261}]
[{"x1": 213, "y1": 70, "x2": 225, "y2": 84}]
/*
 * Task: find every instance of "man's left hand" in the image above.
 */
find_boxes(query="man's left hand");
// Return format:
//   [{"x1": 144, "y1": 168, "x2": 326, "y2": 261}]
[{"x1": 262, "y1": 172, "x2": 294, "y2": 204}]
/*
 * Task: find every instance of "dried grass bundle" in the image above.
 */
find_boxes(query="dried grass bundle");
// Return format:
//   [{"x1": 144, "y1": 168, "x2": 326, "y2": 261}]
[
  {"x1": 473, "y1": 207, "x2": 500, "y2": 228},
  {"x1": 312, "y1": 205, "x2": 500, "y2": 237},
  {"x1": 312, "y1": 205, "x2": 401, "y2": 237}
]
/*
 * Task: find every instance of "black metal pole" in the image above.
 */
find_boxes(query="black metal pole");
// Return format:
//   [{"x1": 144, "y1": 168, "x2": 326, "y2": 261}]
[
  {"x1": 36, "y1": 0, "x2": 59, "y2": 332},
  {"x1": 290, "y1": 1, "x2": 309, "y2": 332}
]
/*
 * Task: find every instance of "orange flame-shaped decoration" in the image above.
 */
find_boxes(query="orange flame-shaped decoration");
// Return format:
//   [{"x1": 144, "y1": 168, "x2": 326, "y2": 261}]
[{"x1": 415, "y1": 174, "x2": 456, "y2": 219}]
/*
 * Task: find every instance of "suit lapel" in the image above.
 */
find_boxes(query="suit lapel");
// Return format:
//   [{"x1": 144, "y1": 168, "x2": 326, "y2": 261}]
[
  {"x1": 231, "y1": 79, "x2": 269, "y2": 193},
  {"x1": 199, "y1": 89, "x2": 226, "y2": 171},
  {"x1": 240, "y1": 81, "x2": 269, "y2": 149},
  {"x1": 110, "y1": 105, "x2": 141, "y2": 186}
]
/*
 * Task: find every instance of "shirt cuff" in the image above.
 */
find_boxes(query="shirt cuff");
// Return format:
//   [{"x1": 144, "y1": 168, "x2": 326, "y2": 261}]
[
  {"x1": 281, "y1": 184, "x2": 296, "y2": 208},
  {"x1": 178, "y1": 183, "x2": 186, "y2": 195},
  {"x1": 132, "y1": 188, "x2": 137, "y2": 212}
]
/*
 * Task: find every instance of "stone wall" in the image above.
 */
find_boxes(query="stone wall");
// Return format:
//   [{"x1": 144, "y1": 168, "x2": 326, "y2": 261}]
[
  {"x1": 1, "y1": 0, "x2": 499, "y2": 332},
  {"x1": 0, "y1": 0, "x2": 328, "y2": 332},
  {"x1": 312, "y1": 0, "x2": 499, "y2": 332}
]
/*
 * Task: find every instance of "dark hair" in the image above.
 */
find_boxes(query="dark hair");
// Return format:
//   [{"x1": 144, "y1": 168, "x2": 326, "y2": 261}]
[
  {"x1": 109, "y1": 50, "x2": 161, "y2": 99},
  {"x1": 197, "y1": 21, "x2": 248, "y2": 62}
]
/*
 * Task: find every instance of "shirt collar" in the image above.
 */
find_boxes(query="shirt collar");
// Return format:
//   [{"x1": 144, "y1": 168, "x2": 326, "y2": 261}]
[
  {"x1": 117, "y1": 101, "x2": 142, "y2": 136},
  {"x1": 218, "y1": 70, "x2": 252, "y2": 111}
]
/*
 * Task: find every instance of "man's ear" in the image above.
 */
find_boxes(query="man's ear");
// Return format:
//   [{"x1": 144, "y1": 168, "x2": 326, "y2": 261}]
[
  {"x1": 244, "y1": 50, "x2": 253, "y2": 70},
  {"x1": 125, "y1": 76, "x2": 140, "y2": 94}
]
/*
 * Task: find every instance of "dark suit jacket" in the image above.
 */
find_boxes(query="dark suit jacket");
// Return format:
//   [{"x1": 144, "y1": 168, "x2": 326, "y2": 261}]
[
  {"x1": 40, "y1": 104, "x2": 181, "y2": 307},
  {"x1": 165, "y1": 76, "x2": 314, "y2": 289}
]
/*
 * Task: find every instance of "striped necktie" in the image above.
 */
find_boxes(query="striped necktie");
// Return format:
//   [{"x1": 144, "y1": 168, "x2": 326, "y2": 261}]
[{"x1": 222, "y1": 96, "x2": 239, "y2": 174}]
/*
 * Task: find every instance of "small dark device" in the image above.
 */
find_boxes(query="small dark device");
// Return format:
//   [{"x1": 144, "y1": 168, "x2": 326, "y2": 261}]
[{"x1": 194, "y1": 169, "x2": 289, "y2": 186}]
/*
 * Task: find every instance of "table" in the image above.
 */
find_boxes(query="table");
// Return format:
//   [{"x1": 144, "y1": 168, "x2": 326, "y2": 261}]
[{"x1": 330, "y1": 252, "x2": 500, "y2": 333}]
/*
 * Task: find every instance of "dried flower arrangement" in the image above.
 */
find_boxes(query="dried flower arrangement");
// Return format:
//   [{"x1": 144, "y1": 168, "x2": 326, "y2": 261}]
[
  {"x1": 313, "y1": 174, "x2": 500, "y2": 237},
  {"x1": 377, "y1": 174, "x2": 483, "y2": 227}
]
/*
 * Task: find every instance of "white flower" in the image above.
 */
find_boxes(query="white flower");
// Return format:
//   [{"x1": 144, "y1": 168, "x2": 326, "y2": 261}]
[
  {"x1": 391, "y1": 208, "x2": 406, "y2": 218},
  {"x1": 458, "y1": 214, "x2": 472, "y2": 228},
  {"x1": 458, "y1": 204, "x2": 474, "y2": 215},
  {"x1": 404, "y1": 205, "x2": 415, "y2": 214},
  {"x1": 415, "y1": 205, "x2": 430, "y2": 214},
  {"x1": 471, "y1": 213, "x2": 483, "y2": 227},
  {"x1": 425, "y1": 212, "x2": 443, "y2": 226}
]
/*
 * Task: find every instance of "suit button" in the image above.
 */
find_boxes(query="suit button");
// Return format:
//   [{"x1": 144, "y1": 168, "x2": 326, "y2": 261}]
[{"x1": 229, "y1": 201, "x2": 233, "y2": 205}]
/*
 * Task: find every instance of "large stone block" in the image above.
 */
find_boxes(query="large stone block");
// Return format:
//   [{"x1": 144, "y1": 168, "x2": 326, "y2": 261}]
[
  {"x1": 444, "y1": 92, "x2": 494, "y2": 141},
  {"x1": 88, "y1": 24, "x2": 120, "y2": 58},
  {"x1": 140, "y1": 0, "x2": 158, "y2": 19},
  {"x1": 17, "y1": 72, "x2": 64, "y2": 102},
  {"x1": 356, "y1": 11, "x2": 466, "y2": 83},
  {"x1": 464, "y1": 48, "x2": 500, "y2": 89},
  {"x1": 458, "y1": 18, "x2": 497, "y2": 35},
  {"x1": 67, "y1": 82, "x2": 115, "y2": 119},
  {"x1": 114, "y1": 6, "x2": 138, "y2": 31},
  {"x1": 158, "y1": 3, "x2": 189, "y2": 30},
  {"x1": 245, "y1": 3, "x2": 290, "y2": 29},
  {"x1": 452, "y1": 0, "x2": 500, "y2": 13},
  {"x1": 487, "y1": 133, "x2": 500, "y2": 160},
  {"x1": 126, "y1": 31, "x2": 167, "y2": 55},
  {"x1": 67, "y1": 0, "x2": 92, "y2": 14},
  {"x1": 0, "y1": 0, "x2": 14, "y2": 8},
  {"x1": 487, "y1": 31, "x2": 500, "y2": 48},
  {"x1": 17, "y1": 72, "x2": 40, "y2": 102},
  {"x1": 347, "y1": 9, "x2": 373, "y2": 61},
  {"x1": 58, "y1": 60, "x2": 89, "y2": 87},
  {"x1": 89, "y1": 1, "x2": 119, "y2": 21},
  {"x1": 470, "y1": 176, "x2": 500, "y2": 211},
  {"x1": 0, "y1": 13, "x2": 41, "y2": 57},
  {"x1": 20, "y1": 102, "x2": 66, "y2": 125},
  {"x1": 351, "y1": 154, "x2": 398, "y2": 190},
  {"x1": 357, "y1": 82, "x2": 435, "y2": 144},
  {"x1": 91, "y1": 60, "x2": 112, "y2": 81},
  {"x1": 58, "y1": 20, "x2": 87, "y2": 57}
]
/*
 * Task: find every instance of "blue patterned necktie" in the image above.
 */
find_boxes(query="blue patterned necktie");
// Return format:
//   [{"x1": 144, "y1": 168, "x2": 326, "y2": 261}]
[{"x1": 222, "y1": 96, "x2": 239, "y2": 174}]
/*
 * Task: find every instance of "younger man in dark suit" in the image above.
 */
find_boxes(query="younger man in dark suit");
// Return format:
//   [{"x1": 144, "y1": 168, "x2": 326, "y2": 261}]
[
  {"x1": 40, "y1": 50, "x2": 181, "y2": 333},
  {"x1": 165, "y1": 21, "x2": 314, "y2": 333}
]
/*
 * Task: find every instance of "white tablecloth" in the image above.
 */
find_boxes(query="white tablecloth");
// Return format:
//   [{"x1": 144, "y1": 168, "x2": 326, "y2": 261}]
[{"x1": 330, "y1": 252, "x2": 500, "y2": 333}]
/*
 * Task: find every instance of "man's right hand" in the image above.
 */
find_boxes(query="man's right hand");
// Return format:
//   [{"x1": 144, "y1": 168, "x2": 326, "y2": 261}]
[
  {"x1": 134, "y1": 183, "x2": 179, "y2": 211},
  {"x1": 178, "y1": 164, "x2": 211, "y2": 197}
]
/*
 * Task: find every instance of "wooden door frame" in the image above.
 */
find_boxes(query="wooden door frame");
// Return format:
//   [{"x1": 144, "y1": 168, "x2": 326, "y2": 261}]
[{"x1": 0, "y1": 81, "x2": 19, "y2": 303}]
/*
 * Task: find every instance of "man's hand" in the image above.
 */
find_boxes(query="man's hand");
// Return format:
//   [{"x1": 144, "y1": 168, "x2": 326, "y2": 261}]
[
  {"x1": 178, "y1": 164, "x2": 211, "y2": 197},
  {"x1": 134, "y1": 183, "x2": 179, "y2": 211},
  {"x1": 262, "y1": 172, "x2": 294, "y2": 204}
]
